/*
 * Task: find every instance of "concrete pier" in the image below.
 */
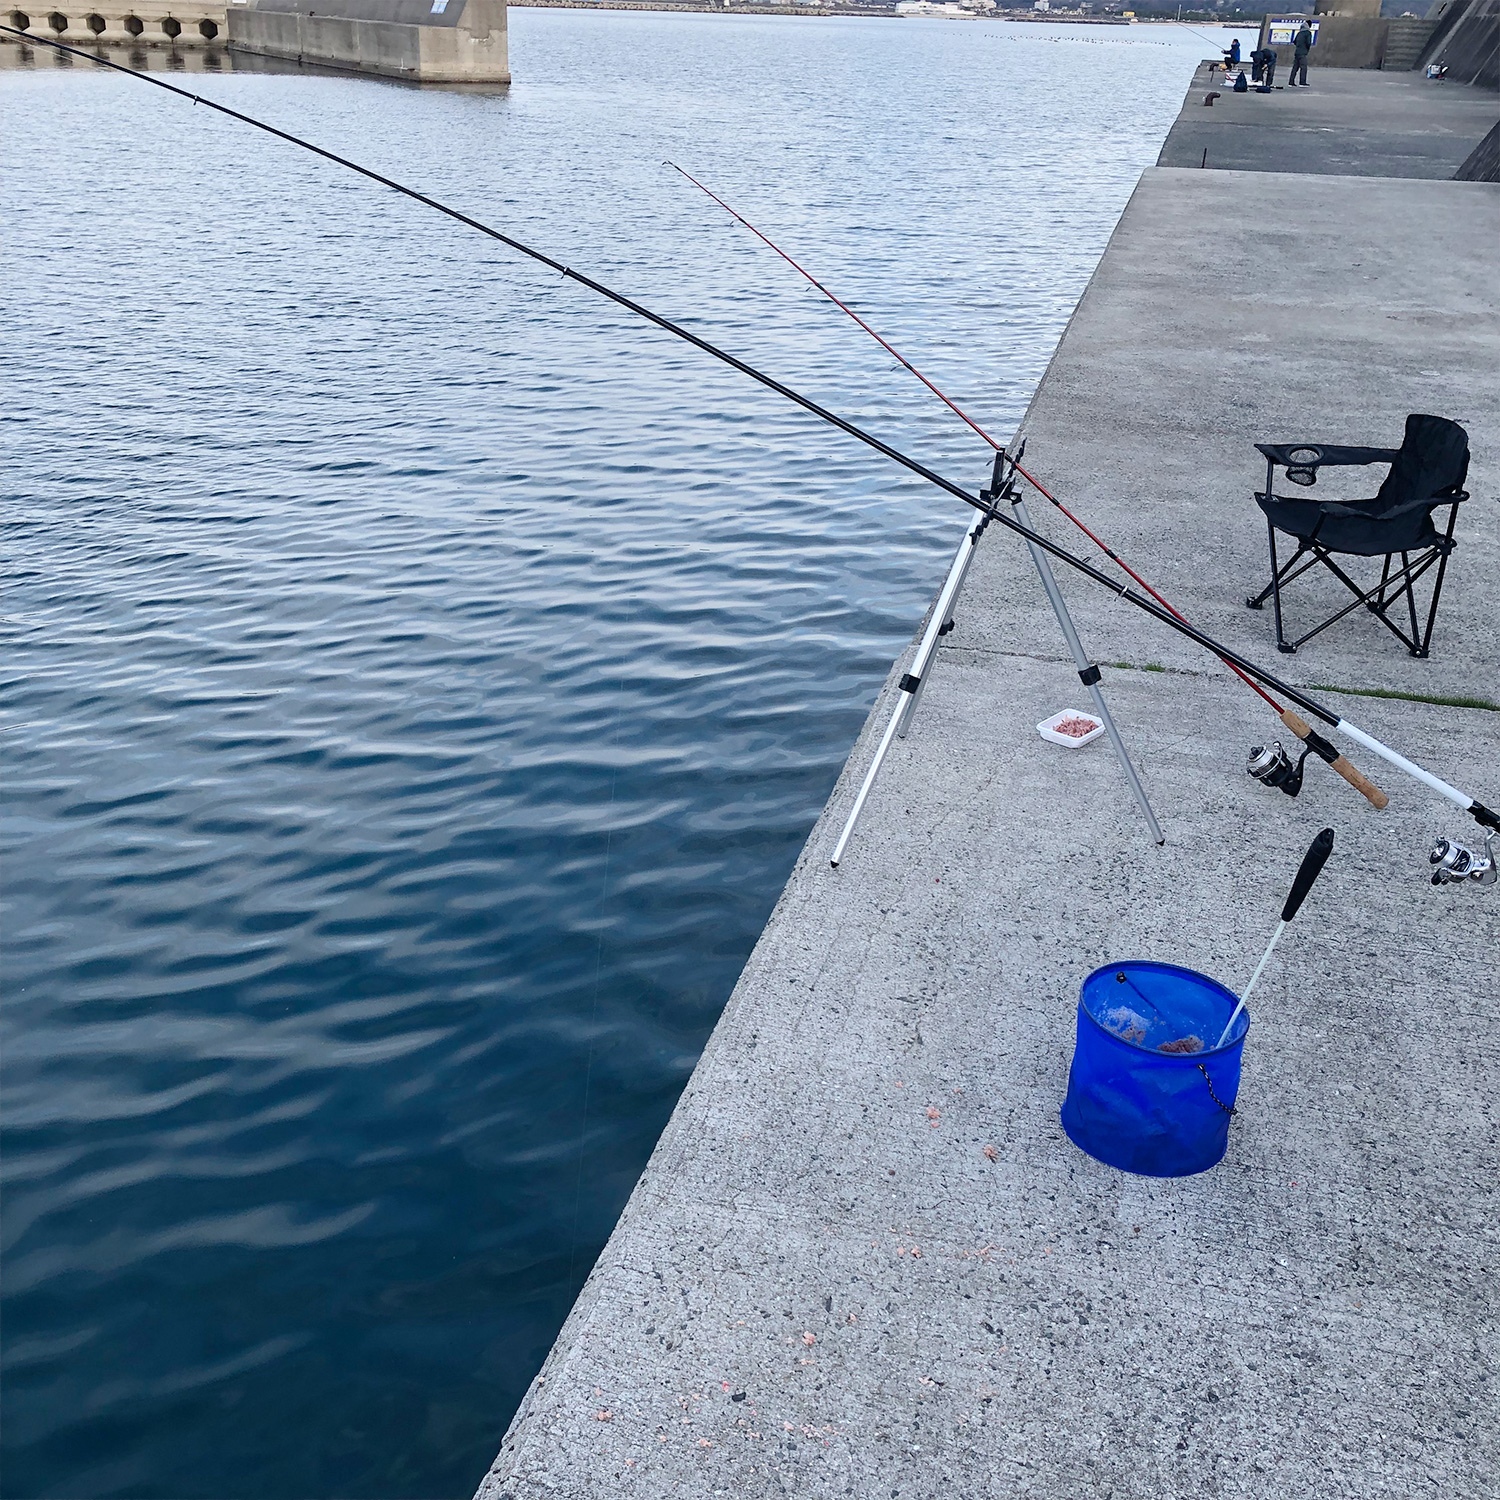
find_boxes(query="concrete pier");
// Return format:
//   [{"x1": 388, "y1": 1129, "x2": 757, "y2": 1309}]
[
  {"x1": 475, "y1": 74, "x2": 1500, "y2": 1500},
  {"x1": 1159, "y1": 61, "x2": 1499, "y2": 177},
  {"x1": 226, "y1": 0, "x2": 508, "y2": 82}
]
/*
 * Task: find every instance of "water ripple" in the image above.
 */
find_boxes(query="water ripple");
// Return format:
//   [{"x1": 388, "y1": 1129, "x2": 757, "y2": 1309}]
[{"x1": 1, "y1": 13, "x2": 1229, "y2": 1498}]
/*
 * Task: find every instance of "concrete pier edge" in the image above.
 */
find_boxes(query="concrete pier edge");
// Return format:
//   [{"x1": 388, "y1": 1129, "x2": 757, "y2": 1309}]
[{"x1": 476, "y1": 65, "x2": 1499, "y2": 1500}]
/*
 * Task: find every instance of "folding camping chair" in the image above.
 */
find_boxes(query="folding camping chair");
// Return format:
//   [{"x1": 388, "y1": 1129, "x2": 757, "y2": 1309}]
[{"x1": 1246, "y1": 413, "x2": 1470, "y2": 657}]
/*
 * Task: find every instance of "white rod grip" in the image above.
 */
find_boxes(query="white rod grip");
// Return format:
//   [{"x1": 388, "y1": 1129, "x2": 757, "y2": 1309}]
[{"x1": 1336, "y1": 719, "x2": 1472, "y2": 812}]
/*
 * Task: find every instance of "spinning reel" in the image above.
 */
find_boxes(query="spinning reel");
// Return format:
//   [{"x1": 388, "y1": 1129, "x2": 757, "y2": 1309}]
[
  {"x1": 1247, "y1": 740, "x2": 1312, "y2": 798},
  {"x1": 1429, "y1": 832, "x2": 1497, "y2": 887}
]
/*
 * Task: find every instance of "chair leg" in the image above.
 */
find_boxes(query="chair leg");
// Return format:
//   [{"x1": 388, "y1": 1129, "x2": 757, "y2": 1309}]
[
  {"x1": 1399, "y1": 552, "x2": 1420, "y2": 651},
  {"x1": 1250, "y1": 502, "x2": 1461, "y2": 658},
  {"x1": 1375, "y1": 552, "x2": 1393, "y2": 608},
  {"x1": 1269, "y1": 522, "x2": 1292, "y2": 652},
  {"x1": 1248, "y1": 523, "x2": 1310, "y2": 653},
  {"x1": 1283, "y1": 545, "x2": 1441, "y2": 654},
  {"x1": 1417, "y1": 505, "x2": 1461, "y2": 658},
  {"x1": 1249, "y1": 546, "x2": 1320, "y2": 608}
]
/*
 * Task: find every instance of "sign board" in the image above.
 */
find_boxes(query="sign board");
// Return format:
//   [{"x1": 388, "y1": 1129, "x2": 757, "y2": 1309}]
[{"x1": 1266, "y1": 16, "x2": 1319, "y2": 45}]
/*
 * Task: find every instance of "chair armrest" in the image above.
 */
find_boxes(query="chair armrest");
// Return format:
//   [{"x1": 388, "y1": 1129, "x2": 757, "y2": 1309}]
[
  {"x1": 1320, "y1": 489, "x2": 1470, "y2": 520},
  {"x1": 1255, "y1": 442, "x2": 1402, "y2": 469}
]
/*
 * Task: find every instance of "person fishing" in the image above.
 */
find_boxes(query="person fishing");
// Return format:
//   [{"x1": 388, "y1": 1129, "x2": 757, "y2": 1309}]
[
  {"x1": 1289, "y1": 21, "x2": 1313, "y2": 86},
  {"x1": 1225, "y1": 36, "x2": 1241, "y2": 66}
]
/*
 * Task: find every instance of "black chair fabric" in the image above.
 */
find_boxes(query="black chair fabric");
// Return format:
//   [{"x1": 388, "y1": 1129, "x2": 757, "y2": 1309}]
[
  {"x1": 1255, "y1": 414, "x2": 1469, "y2": 557},
  {"x1": 1248, "y1": 413, "x2": 1471, "y2": 657}
]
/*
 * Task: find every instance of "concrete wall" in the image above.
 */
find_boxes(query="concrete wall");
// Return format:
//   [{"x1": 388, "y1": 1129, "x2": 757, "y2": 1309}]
[
  {"x1": 1417, "y1": 0, "x2": 1500, "y2": 86},
  {"x1": 1453, "y1": 116, "x2": 1500, "y2": 175},
  {"x1": 225, "y1": 0, "x2": 508, "y2": 80},
  {"x1": 1259, "y1": 12, "x2": 1391, "y2": 68},
  {"x1": 2, "y1": 1, "x2": 228, "y2": 46}
]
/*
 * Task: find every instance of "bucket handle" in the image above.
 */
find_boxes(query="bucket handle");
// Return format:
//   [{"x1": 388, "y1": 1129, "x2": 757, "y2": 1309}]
[{"x1": 1197, "y1": 1064, "x2": 1237, "y2": 1115}]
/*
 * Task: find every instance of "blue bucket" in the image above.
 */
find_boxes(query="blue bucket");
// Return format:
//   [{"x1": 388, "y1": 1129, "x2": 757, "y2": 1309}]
[{"x1": 1060, "y1": 960, "x2": 1249, "y2": 1178}]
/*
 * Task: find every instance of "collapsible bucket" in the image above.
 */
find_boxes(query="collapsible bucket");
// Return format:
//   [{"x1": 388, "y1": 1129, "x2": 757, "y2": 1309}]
[{"x1": 1061, "y1": 961, "x2": 1248, "y2": 1178}]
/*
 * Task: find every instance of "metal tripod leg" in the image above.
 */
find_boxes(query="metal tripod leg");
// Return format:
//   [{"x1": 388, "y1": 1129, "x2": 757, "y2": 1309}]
[
  {"x1": 1012, "y1": 493, "x2": 1165, "y2": 846},
  {"x1": 897, "y1": 518, "x2": 983, "y2": 739},
  {"x1": 831, "y1": 513, "x2": 986, "y2": 867}
]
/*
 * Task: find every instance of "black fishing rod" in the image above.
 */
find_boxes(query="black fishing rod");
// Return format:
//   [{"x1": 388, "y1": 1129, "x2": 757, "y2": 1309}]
[
  {"x1": 658, "y1": 169, "x2": 1500, "y2": 845},
  {"x1": 664, "y1": 161, "x2": 1390, "y2": 812},
  {"x1": 10, "y1": 26, "x2": 1496, "y2": 840}
]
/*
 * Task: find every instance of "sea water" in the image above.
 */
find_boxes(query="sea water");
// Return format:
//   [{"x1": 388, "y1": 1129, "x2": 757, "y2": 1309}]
[{"x1": 1, "y1": 15, "x2": 1240, "y2": 1495}]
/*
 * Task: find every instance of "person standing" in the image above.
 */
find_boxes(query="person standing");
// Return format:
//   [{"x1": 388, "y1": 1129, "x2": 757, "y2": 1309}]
[{"x1": 1290, "y1": 21, "x2": 1313, "y2": 86}]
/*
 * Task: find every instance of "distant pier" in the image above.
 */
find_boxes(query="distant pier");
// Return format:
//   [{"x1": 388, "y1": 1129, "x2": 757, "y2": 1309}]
[{"x1": 3, "y1": 2, "x2": 227, "y2": 47}]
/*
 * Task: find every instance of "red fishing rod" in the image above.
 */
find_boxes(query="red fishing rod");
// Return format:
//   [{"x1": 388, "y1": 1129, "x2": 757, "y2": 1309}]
[
  {"x1": 12, "y1": 27, "x2": 1496, "y2": 845},
  {"x1": 666, "y1": 162, "x2": 1387, "y2": 810}
]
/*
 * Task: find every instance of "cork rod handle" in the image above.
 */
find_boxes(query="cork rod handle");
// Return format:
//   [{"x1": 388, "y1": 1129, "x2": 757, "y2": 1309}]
[{"x1": 1280, "y1": 711, "x2": 1389, "y2": 810}]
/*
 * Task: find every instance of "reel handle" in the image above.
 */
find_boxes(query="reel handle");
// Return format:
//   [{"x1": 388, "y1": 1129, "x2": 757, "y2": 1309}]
[
  {"x1": 1282, "y1": 827, "x2": 1335, "y2": 922},
  {"x1": 1280, "y1": 711, "x2": 1388, "y2": 810}
]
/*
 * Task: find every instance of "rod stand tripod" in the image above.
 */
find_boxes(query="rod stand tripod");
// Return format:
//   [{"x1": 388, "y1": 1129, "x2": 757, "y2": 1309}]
[
  {"x1": 831, "y1": 443, "x2": 1164, "y2": 867},
  {"x1": 830, "y1": 500, "x2": 998, "y2": 865},
  {"x1": 996, "y1": 442, "x2": 1164, "y2": 846}
]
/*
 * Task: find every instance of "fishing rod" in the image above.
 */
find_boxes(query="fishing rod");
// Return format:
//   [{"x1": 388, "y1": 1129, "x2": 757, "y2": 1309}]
[
  {"x1": 669, "y1": 174, "x2": 1165, "y2": 853},
  {"x1": 12, "y1": 27, "x2": 1497, "y2": 849},
  {"x1": 664, "y1": 161, "x2": 1387, "y2": 812}
]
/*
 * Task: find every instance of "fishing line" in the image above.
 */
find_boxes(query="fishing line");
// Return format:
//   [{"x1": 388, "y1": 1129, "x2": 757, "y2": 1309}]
[
  {"x1": 9, "y1": 26, "x2": 1495, "y2": 837},
  {"x1": 1170, "y1": 17, "x2": 1242, "y2": 49}
]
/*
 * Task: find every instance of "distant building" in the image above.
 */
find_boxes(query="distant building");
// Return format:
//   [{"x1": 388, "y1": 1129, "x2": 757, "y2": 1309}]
[{"x1": 894, "y1": 0, "x2": 974, "y2": 15}]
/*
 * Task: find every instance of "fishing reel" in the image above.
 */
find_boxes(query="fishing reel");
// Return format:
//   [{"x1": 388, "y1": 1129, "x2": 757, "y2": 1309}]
[
  {"x1": 1247, "y1": 740, "x2": 1311, "y2": 798},
  {"x1": 1428, "y1": 832, "x2": 1497, "y2": 887}
]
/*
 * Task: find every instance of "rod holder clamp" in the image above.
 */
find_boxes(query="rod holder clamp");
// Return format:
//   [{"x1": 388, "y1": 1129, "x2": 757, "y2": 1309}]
[
  {"x1": 1078, "y1": 664, "x2": 1102, "y2": 687},
  {"x1": 899, "y1": 672, "x2": 922, "y2": 694}
]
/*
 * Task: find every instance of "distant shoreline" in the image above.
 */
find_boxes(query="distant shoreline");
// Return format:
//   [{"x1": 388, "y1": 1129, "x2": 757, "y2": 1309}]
[
  {"x1": 507, "y1": 1, "x2": 1141, "y2": 22},
  {"x1": 506, "y1": 4, "x2": 1256, "y2": 24}
]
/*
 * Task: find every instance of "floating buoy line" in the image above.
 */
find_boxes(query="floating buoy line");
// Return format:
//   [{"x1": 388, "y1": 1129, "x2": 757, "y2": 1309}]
[{"x1": 8, "y1": 25, "x2": 1496, "y2": 867}]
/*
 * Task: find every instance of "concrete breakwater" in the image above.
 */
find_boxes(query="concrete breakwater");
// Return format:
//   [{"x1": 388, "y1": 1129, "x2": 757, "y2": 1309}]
[
  {"x1": 2, "y1": 0, "x2": 509, "y2": 80},
  {"x1": 2, "y1": 2, "x2": 227, "y2": 47},
  {"x1": 226, "y1": 0, "x2": 508, "y2": 81},
  {"x1": 474, "y1": 64, "x2": 1499, "y2": 1500}
]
